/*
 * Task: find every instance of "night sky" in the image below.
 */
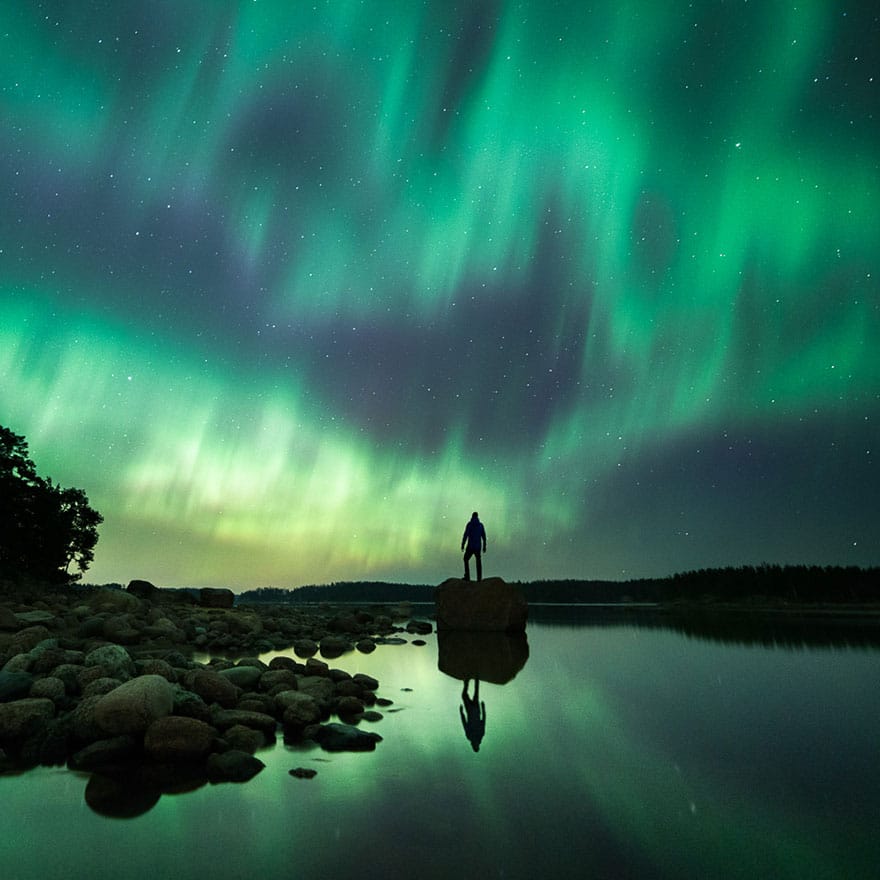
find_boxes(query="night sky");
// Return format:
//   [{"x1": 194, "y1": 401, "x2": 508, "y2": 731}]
[{"x1": 2, "y1": 1, "x2": 877, "y2": 589}]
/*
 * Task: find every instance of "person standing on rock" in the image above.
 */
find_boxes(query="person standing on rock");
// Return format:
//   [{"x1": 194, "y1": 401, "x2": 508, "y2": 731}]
[{"x1": 461, "y1": 511, "x2": 487, "y2": 582}]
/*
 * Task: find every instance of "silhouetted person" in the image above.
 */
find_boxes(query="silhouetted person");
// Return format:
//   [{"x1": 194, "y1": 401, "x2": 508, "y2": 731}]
[
  {"x1": 460, "y1": 678, "x2": 486, "y2": 752},
  {"x1": 461, "y1": 511, "x2": 487, "y2": 581}
]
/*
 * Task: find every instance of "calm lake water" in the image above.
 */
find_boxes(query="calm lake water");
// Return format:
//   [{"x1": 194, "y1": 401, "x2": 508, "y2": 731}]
[{"x1": 2, "y1": 608, "x2": 879, "y2": 880}]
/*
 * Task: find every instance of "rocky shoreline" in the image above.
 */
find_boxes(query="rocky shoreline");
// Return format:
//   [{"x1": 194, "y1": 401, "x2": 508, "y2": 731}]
[{"x1": 0, "y1": 580, "x2": 433, "y2": 811}]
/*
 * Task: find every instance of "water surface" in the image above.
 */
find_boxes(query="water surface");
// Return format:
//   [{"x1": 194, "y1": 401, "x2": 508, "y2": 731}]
[{"x1": 2, "y1": 610, "x2": 878, "y2": 879}]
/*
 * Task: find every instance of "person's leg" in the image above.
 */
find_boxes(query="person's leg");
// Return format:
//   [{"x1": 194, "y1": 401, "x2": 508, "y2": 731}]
[
  {"x1": 463, "y1": 548, "x2": 472, "y2": 580},
  {"x1": 475, "y1": 551, "x2": 482, "y2": 581}
]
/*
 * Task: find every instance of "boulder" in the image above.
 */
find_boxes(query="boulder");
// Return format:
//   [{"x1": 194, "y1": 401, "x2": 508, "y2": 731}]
[
  {"x1": 141, "y1": 620, "x2": 185, "y2": 642},
  {"x1": 66, "y1": 695, "x2": 105, "y2": 744},
  {"x1": 222, "y1": 724, "x2": 265, "y2": 754},
  {"x1": 308, "y1": 722, "x2": 382, "y2": 752},
  {"x1": 218, "y1": 665, "x2": 263, "y2": 690},
  {"x1": 14, "y1": 610, "x2": 57, "y2": 626},
  {"x1": 210, "y1": 709, "x2": 277, "y2": 735},
  {"x1": 236, "y1": 694, "x2": 275, "y2": 715},
  {"x1": 0, "y1": 654, "x2": 28, "y2": 674},
  {"x1": 259, "y1": 669, "x2": 299, "y2": 693},
  {"x1": 0, "y1": 671, "x2": 34, "y2": 702},
  {"x1": 305, "y1": 657, "x2": 329, "y2": 675},
  {"x1": 69, "y1": 735, "x2": 139, "y2": 771},
  {"x1": 91, "y1": 589, "x2": 141, "y2": 612},
  {"x1": 199, "y1": 588, "x2": 235, "y2": 609},
  {"x1": 127, "y1": 580, "x2": 160, "y2": 601},
  {"x1": 20, "y1": 715, "x2": 70, "y2": 766},
  {"x1": 335, "y1": 679, "x2": 364, "y2": 698},
  {"x1": 84, "y1": 644, "x2": 136, "y2": 681},
  {"x1": 29, "y1": 676, "x2": 67, "y2": 704},
  {"x1": 206, "y1": 749, "x2": 265, "y2": 783},
  {"x1": 172, "y1": 689, "x2": 212, "y2": 723},
  {"x1": 319, "y1": 635, "x2": 353, "y2": 658},
  {"x1": 136, "y1": 658, "x2": 177, "y2": 683},
  {"x1": 276, "y1": 690, "x2": 322, "y2": 727},
  {"x1": 10, "y1": 625, "x2": 52, "y2": 654},
  {"x1": 184, "y1": 670, "x2": 239, "y2": 708},
  {"x1": 268, "y1": 656, "x2": 303, "y2": 673},
  {"x1": 86, "y1": 675, "x2": 133, "y2": 702},
  {"x1": 434, "y1": 577, "x2": 528, "y2": 632},
  {"x1": 102, "y1": 614, "x2": 142, "y2": 645},
  {"x1": 292, "y1": 638, "x2": 318, "y2": 658},
  {"x1": 336, "y1": 696, "x2": 365, "y2": 718},
  {"x1": 94, "y1": 675, "x2": 174, "y2": 736},
  {"x1": 296, "y1": 676, "x2": 336, "y2": 708},
  {"x1": 30, "y1": 645, "x2": 70, "y2": 674},
  {"x1": 0, "y1": 698, "x2": 55, "y2": 744},
  {"x1": 144, "y1": 716, "x2": 217, "y2": 762},
  {"x1": 352, "y1": 673, "x2": 379, "y2": 691},
  {"x1": 0, "y1": 605, "x2": 20, "y2": 631}
]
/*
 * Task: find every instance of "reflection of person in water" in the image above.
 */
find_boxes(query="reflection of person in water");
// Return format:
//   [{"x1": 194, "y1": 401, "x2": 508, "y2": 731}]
[
  {"x1": 461, "y1": 511, "x2": 487, "y2": 581},
  {"x1": 460, "y1": 678, "x2": 486, "y2": 752}
]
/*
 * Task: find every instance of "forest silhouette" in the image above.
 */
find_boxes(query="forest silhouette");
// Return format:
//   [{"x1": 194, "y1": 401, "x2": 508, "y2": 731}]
[{"x1": 236, "y1": 564, "x2": 879, "y2": 607}]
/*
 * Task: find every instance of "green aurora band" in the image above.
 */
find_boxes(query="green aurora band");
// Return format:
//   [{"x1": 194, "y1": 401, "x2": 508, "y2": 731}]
[{"x1": 1, "y1": 1, "x2": 877, "y2": 587}]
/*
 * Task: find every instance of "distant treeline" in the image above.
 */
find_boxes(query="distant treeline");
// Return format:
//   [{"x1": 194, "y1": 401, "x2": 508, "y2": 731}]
[
  {"x1": 240, "y1": 581, "x2": 434, "y2": 605},
  {"x1": 237, "y1": 565, "x2": 879, "y2": 606},
  {"x1": 524, "y1": 565, "x2": 880, "y2": 604}
]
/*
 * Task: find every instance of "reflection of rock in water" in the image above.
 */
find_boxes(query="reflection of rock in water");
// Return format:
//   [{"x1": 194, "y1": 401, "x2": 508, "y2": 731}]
[
  {"x1": 85, "y1": 771, "x2": 162, "y2": 818},
  {"x1": 437, "y1": 630, "x2": 529, "y2": 685},
  {"x1": 84, "y1": 762, "x2": 209, "y2": 818}
]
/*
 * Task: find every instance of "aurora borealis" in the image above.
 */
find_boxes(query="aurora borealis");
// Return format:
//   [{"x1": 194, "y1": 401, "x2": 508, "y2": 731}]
[{"x1": 1, "y1": 1, "x2": 877, "y2": 589}]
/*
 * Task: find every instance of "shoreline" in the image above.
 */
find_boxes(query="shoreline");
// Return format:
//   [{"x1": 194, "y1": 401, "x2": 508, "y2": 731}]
[{"x1": 0, "y1": 581, "x2": 430, "y2": 807}]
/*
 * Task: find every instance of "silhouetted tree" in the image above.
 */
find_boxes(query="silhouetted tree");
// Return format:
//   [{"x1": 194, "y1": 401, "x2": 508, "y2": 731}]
[{"x1": 0, "y1": 425, "x2": 103, "y2": 584}]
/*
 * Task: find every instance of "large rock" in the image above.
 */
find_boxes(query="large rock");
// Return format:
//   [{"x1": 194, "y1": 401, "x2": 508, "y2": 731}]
[
  {"x1": 319, "y1": 635, "x2": 353, "y2": 658},
  {"x1": 94, "y1": 675, "x2": 174, "y2": 736},
  {"x1": 184, "y1": 670, "x2": 240, "y2": 708},
  {"x1": 126, "y1": 579, "x2": 160, "y2": 601},
  {"x1": 66, "y1": 695, "x2": 105, "y2": 743},
  {"x1": 69, "y1": 735, "x2": 139, "y2": 771},
  {"x1": 292, "y1": 638, "x2": 318, "y2": 658},
  {"x1": 30, "y1": 676, "x2": 67, "y2": 704},
  {"x1": 223, "y1": 724, "x2": 266, "y2": 753},
  {"x1": 14, "y1": 610, "x2": 57, "y2": 626},
  {"x1": 0, "y1": 605, "x2": 20, "y2": 630},
  {"x1": 276, "y1": 690, "x2": 322, "y2": 727},
  {"x1": 296, "y1": 676, "x2": 336, "y2": 708},
  {"x1": 434, "y1": 578, "x2": 528, "y2": 632},
  {"x1": 309, "y1": 722, "x2": 382, "y2": 752},
  {"x1": 144, "y1": 716, "x2": 217, "y2": 762},
  {"x1": 218, "y1": 665, "x2": 263, "y2": 690},
  {"x1": 10, "y1": 625, "x2": 52, "y2": 654},
  {"x1": 206, "y1": 749, "x2": 264, "y2": 783},
  {"x1": 84, "y1": 644, "x2": 136, "y2": 681},
  {"x1": 200, "y1": 588, "x2": 235, "y2": 609},
  {"x1": 0, "y1": 698, "x2": 55, "y2": 744},
  {"x1": 91, "y1": 589, "x2": 141, "y2": 612},
  {"x1": 0, "y1": 671, "x2": 34, "y2": 702},
  {"x1": 210, "y1": 709, "x2": 277, "y2": 735},
  {"x1": 260, "y1": 669, "x2": 300, "y2": 693}
]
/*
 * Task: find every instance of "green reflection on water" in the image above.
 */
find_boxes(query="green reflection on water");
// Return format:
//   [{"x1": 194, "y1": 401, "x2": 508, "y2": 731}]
[{"x1": 1, "y1": 620, "x2": 879, "y2": 879}]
